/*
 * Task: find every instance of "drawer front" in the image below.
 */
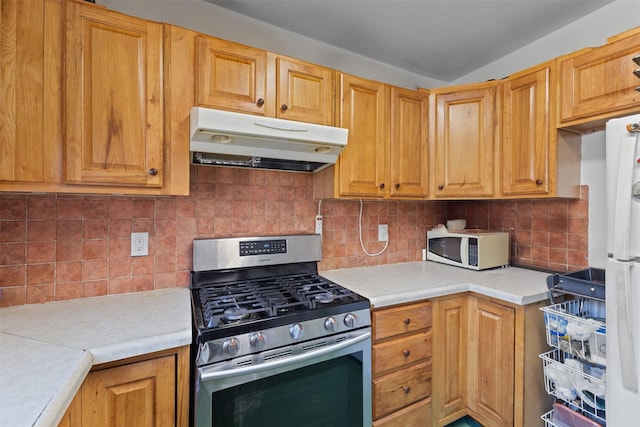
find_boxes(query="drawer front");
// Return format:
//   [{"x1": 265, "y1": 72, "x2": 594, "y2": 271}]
[
  {"x1": 372, "y1": 398, "x2": 432, "y2": 427},
  {"x1": 373, "y1": 361, "x2": 432, "y2": 419},
  {"x1": 373, "y1": 302, "x2": 432, "y2": 341},
  {"x1": 373, "y1": 330, "x2": 432, "y2": 375}
]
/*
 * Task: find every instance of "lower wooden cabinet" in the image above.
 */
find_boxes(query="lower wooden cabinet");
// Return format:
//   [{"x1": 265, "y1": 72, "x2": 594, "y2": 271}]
[
  {"x1": 431, "y1": 294, "x2": 551, "y2": 427},
  {"x1": 371, "y1": 301, "x2": 433, "y2": 425},
  {"x1": 57, "y1": 346, "x2": 189, "y2": 427}
]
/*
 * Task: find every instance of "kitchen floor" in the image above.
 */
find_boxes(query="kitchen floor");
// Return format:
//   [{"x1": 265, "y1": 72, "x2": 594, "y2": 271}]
[{"x1": 445, "y1": 416, "x2": 483, "y2": 427}]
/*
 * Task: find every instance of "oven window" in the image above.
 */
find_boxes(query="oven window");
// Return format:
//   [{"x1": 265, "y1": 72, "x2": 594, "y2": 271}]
[
  {"x1": 211, "y1": 353, "x2": 363, "y2": 427},
  {"x1": 429, "y1": 237, "x2": 462, "y2": 262}
]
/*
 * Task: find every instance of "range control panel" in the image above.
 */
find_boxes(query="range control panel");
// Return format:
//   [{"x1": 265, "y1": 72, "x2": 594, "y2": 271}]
[{"x1": 239, "y1": 239, "x2": 287, "y2": 256}]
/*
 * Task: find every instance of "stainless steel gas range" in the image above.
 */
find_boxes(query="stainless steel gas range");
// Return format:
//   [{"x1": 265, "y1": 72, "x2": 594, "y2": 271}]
[{"x1": 190, "y1": 234, "x2": 372, "y2": 427}]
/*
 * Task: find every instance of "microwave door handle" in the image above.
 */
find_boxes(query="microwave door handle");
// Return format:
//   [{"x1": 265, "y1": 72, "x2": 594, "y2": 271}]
[{"x1": 460, "y1": 238, "x2": 469, "y2": 265}]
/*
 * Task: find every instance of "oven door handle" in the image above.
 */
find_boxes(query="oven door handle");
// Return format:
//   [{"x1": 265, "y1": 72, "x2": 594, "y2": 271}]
[{"x1": 199, "y1": 331, "x2": 371, "y2": 382}]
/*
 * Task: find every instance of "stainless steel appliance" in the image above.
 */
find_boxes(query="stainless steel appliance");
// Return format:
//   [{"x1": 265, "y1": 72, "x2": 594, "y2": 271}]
[{"x1": 190, "y1": 234, "x2": 372, "y2": 427}]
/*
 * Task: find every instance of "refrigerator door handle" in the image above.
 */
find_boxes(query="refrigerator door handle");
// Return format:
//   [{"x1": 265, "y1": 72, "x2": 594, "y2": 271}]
[
  {"x1": 613, "y1": 136, "x2": 639, "y2": 260},
  {"x1": 615, "y1": 260, "x2": 639, "y2": 391}
]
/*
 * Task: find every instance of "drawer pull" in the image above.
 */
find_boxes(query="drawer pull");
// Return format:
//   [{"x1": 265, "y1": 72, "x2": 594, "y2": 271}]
[
  {"x1": 402, "y1": 349, "x2": 410, "y2": 358},
  {"x1": 403, "y1": 318, "x2": 411, "y2": 325},
  {"x1": 402, "y1": 386, "x2": 411, "y2": 394}
]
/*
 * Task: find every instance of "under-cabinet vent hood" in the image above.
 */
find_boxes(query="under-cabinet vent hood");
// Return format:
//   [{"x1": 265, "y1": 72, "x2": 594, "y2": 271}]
[{"x1": 190, "y1": 107, "x2": 348, "y2": 172}]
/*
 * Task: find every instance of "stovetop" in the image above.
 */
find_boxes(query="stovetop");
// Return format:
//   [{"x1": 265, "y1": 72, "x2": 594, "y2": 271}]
[{"x1": 191, "y1": 264, "x2": 370, "y2": 343}]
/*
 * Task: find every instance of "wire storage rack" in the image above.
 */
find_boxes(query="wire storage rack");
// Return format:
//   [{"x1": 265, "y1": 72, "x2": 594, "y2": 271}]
[{"x1": 540, "y1": 269, "x2": 606, "y2": 426}]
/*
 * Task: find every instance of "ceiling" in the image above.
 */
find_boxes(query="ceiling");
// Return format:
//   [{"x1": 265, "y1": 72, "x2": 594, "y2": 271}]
[{"x1": 204, "y1": 0, "x2": 613, "y2": 81}]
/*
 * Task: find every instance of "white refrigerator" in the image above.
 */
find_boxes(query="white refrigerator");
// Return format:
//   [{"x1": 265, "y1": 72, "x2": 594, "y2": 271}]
[{"x1": 606, "y1": 114, "x2": 640, "y2": 426}]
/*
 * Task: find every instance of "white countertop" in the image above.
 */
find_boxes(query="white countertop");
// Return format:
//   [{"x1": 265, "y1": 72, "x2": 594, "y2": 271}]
[
  {"x1": 321, "y1": 261, "x2": 552, "y2": 308},
  {"x1": 0, "y1": 288, "x2": 192, "y2": 427}
]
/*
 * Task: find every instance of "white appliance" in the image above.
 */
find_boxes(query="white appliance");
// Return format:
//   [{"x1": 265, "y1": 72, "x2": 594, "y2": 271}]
[
  {"x1": 426, "y1": 229, "x2": 509, "y2": 270},
  {"x1": 606, "y1": 114, "x2": 640, "y2": 426},
  {"x1": 190, "y1": 107, "x2": 348, "y2": 172}
]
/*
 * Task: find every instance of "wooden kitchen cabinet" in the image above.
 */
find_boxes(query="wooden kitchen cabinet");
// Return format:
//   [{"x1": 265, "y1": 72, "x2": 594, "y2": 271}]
[
  {"x1": 429, "y1": 81, "x2": 499, "y2": 199},
  {"x1": 559, "y1": 27, "x2": 640, "y2": 132},
  {"x1": 314, "y1": 81, "x2": 429, "y2": 200},
  {"x1": 0, "y1": 0, "x2": 64, "y2": 188},
  {"x1": 371, "y1": 301, "x2": 432, "y2": 425},
  {"x1": 65, "y1": 1, "x2": 164, "y2": 188},
  {"x1": 196, "y1": 35, "x2": 335, "y2": 125},
  {"x1": 57, "y1": 346, "x2": 189, "y2": 427},
  {"x1": 501, "y1": 61, "x2": 581, "y2": 198},
  {"x1": 467, "y1": 295, "x2": 515, "y2": 426},
  {"x1": 314, "y1": 73, "x2": 389, "y2": 198},
  {"x1": 389, "y1": 87, "x2": 429, "y2": 198},
  {"x1": 432, "y1": 294, "x2": 468, "y2": 426},
  {"x1": 432, "y1": 293, "x2": 551, "y2": 427}
]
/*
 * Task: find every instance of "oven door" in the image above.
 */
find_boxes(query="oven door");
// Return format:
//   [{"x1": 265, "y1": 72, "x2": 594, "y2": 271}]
[{"x1": 194, "y1": 329, "x2": 372, "y2": 427}]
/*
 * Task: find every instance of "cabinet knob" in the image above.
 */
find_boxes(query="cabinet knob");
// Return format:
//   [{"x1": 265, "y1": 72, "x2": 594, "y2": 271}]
[
  {"x1": 379, "y1": 183, "x2": 385, "y2": 189},
  {"x1": 402, "y1": 386, "x2": 411, "y2": 394},
  {"x1": 438, "y1": 184, "x2": 444, "y2": 190},
  {"x1": 281, "y1": 104, "x2": 288, "y2": 111},
  {"x1": 148, "y1": 168, "x2": 158, "y2": 176},
  {"x1": 256, "y1": 98, "x2": 265, "y2": 107},
  {"x1": 535, "y1": 179, "x2": 543, "y2": 186},
  {"x1": 395, "y1": 183, "x2": 400, "y2": 189},
  {"x1": 402, "y1": 349, "x2": 411, "y2": 358},
  {"x1": 403, "y1": 318, "x2": 411, "y2": 325}
]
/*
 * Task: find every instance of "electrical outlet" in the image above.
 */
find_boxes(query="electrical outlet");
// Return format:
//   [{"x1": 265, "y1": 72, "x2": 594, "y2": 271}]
[
  {"x1": 378, "y1": 224, "x2": 388, "y2": 242},
  {"x1": 131, "y1": 232, "x2": 149, "y2": 257},
  {"x1": 315, "y1": 215, "x2": 323, "y2": 235}
]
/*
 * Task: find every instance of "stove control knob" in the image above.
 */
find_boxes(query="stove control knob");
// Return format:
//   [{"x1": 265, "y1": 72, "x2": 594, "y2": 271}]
[
  {"x1": 289, "y1": 323, "x2": 304, "y2": 340},
  {"x1": 249, "y1": 332, "x2": 267, "y2": 349},
  {"x1": 221, "y1": 338, "x2": 240, "y2": 356},
  {"x1": 324, "y1": 316, "x2": 337, "y2": 332},
  {"x1": 344, "y1": 313, "x2": 358, "y2": 328}
]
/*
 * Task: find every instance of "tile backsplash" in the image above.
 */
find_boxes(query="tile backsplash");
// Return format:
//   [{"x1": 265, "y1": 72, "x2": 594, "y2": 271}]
[{"x1": 0, "y1": 166, "x2": 588, "y2": 307}]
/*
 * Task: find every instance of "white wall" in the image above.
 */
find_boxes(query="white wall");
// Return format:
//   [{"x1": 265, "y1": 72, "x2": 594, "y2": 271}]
[
  {"x1": 581, "y1": 132, "x2": 607, "y2": 269},
  {"x1": 451, "y1": 0, "x2": 640, "y2": 84},
  {"x1": 100, "y1": 0, "x2": 446, "y2": 90}
]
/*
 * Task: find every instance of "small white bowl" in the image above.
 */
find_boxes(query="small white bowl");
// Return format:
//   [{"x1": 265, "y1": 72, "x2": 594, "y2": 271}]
[{"x1": 447, "y1": 219, "x2": 466, "y2": 230}]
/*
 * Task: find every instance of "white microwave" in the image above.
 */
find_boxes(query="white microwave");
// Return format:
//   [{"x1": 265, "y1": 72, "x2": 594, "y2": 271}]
[{"x1": 426, "y1": 229, "x2": 509, "y2": 270}]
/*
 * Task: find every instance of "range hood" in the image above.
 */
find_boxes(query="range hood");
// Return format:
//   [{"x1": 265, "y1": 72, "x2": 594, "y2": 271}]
[{"x1": 190, "y1": 107, "x2": 348, "y2": 172}]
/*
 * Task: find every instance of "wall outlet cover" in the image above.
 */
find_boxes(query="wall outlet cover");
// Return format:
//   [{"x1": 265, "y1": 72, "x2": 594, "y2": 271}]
[{"x1": 131, "y1": 232, "x2": 149, "y2": 257}]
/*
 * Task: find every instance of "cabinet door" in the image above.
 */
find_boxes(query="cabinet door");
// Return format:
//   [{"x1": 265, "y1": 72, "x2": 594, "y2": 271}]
[
  {"x1": 431, "y1": 82, "x2": 498, "y2": 198},
  {"x1": 81, "y1": 355, "x2": 176, "y2": 426},
  {"x1": 389, "y1": 87, "x2": 429, "y2": 198},
  {"x1": 338, "y1": 74, "x2": 389, "y2": 197},
  {"x1": 432, "y1": 295, "x2": 468, "y2": 425},
  {"x1": 502, "y1": 62, "x2": 552, "y2": 196},
  {"x1": 65, "y1": 3, "x2": 163, "y2": 187},
  {"x1": 468, "y1": 296, "x2": 515, "y2": 427},
  {"x1": 196, "y1": 35, "x2": 268, "y2": 115},
  {"x1": 273, "y1": 54, "x2": 334, "y2": 125},
  {"x1": 0, "y1": 0, "x2": 62, "y2": 186},
  {"x1": 559, "y1": 29, "x2": 640, "y2": 125}
]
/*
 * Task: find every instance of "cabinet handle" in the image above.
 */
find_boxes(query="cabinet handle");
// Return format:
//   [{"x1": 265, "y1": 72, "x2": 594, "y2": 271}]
[
  {"x1": 438, "y1": 184, "x2": 444, "y2": 190},
  {"x1": 402, "y1": 386, "x2": 411, "y2": 394},
  {"x1": 256, "y1": 98, "x2": 265, "y2": 107},
  {"x1": 402, "y1": 349, "x2": 410, "y2": 358},
  {"x1": 535, "y1": 179, "x2": 543, "y2": 186},
  {"x1": 281, "y1": 104, "x2": 288, "y2": 111},
  {"x1": 403, "y1": 318, "x2": 411, "y2": 325},
  {"x1": 379, "y1": 183, "x2": 385, "y2": 189},
  {"x1": 148, "y1": 168, "x2": 158, "y2": 176},
  {"x1": 395, "y1": 183, "x2": 400, "y2": 189}
]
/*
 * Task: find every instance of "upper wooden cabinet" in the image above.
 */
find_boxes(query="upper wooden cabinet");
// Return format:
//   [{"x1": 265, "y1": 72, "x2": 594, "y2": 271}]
[
  {"x1": 65, "y1": 2, "x2": 163, "y2": 187},
  {"x1": 0, "y1": 0, "x2": 63, "y2": 187},
  {"x1": 196, "y1": 35, "x2": 335, "y2": 125},
  {"x1": 314, "y1": 80, "x2": 429, "y2": 200},
  {"x1": 502, "y1": 61, "x2": 581, "y2": 198},
  {"x1": 389, "y1": 87, "x2": 429, "y2": 198},
  {"x1": 559, "y1": 27, "x2": 640, "y2": 131},
  {"x1": 429, "y1": 81, "x2": 499, "y2": 199},
  {"x1": 314, "y1": 73, "x2": 389, "y2": 198}
]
